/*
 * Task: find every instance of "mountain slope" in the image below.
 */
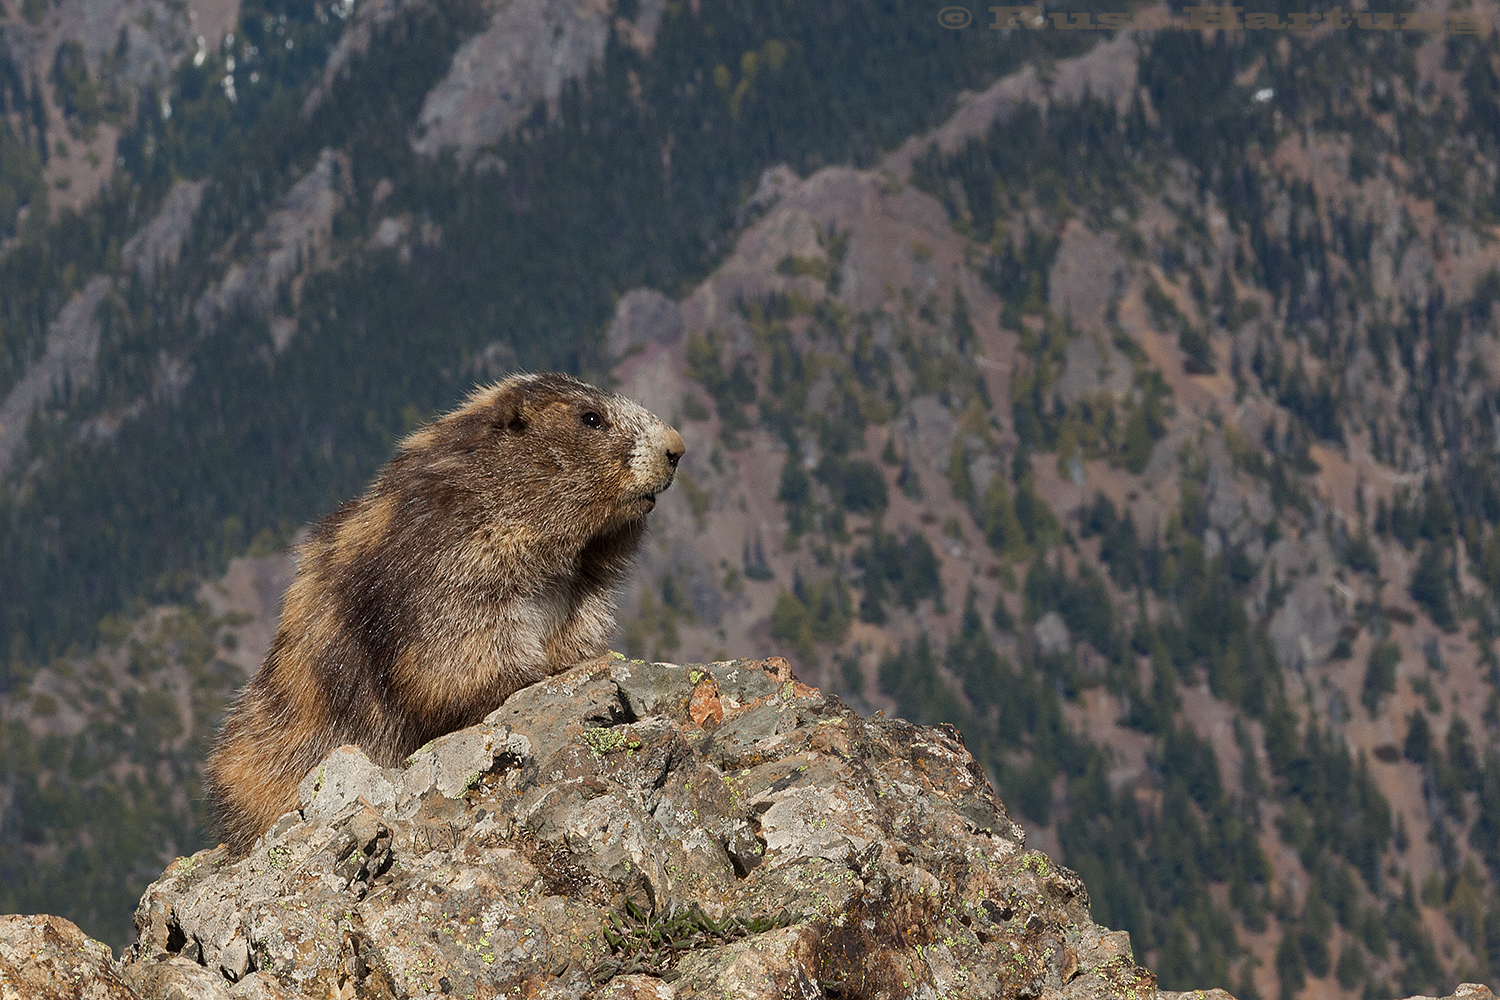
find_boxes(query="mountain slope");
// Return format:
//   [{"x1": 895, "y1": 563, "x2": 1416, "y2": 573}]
[
  {"x1": 604, "y1": 17, "x2": 1500, "y2": 998},
  {"x1": 4, "y1": 2, "x2": 1500, "y2": 998},
  {"x1": 0, "y1": 0, "x2": 1092, "y2": 949}
]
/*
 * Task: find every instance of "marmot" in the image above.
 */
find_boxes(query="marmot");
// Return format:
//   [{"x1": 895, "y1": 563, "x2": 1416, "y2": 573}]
[{"x1": 205, "y1": 373, "x2": 685, "y2": 854}]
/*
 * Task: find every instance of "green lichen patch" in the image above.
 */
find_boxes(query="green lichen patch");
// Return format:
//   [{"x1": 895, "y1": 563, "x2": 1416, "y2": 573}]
[{"x1": 583, "y1": 727, "x2": 642, "y2": 755}]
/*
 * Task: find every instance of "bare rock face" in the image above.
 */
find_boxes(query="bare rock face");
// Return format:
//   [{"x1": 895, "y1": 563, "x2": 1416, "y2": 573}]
[
  {"x1": 411, "y1": 0, "x2": 667, "y2": 161},
  {"x1": 0, "y1": 0, "x2": 227, "y2": 213},
  {"x1": 606, "y1": 288, "x2": 685, "y2": 360},
  {"x1": 192, "y1": 148, "x2": 350, "y2": 349},
  {"x1": 118, "y1": 655, "x2": 1155, "y2": 999}
]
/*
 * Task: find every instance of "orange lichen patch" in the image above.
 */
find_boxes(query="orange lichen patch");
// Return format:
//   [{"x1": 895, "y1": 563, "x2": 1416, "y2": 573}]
[{"x1": 688, "y1": 677, "x2": 724, "y2": 729}]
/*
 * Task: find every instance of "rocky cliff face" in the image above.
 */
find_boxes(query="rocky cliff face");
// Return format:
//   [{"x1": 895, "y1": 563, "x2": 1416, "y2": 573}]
[
  {"x1": 0, "y1": 0, "x2": 234, "y2": 215},
  {"x1": 591, "y1": 23, "x2": 1500, "y2": 992},
  {"x1": 0, "y1": 178, "x2": 203, "y2": 472}
]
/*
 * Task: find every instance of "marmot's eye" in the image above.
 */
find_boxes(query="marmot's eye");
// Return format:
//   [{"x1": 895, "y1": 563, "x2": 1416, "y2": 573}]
[{"x1": 581, "y1": 411, "x2": 604, "y2": 430}]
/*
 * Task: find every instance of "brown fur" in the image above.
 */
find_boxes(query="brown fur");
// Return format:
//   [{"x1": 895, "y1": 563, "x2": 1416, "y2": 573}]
[{"x1": 205, "y1": 373, "x2": 685, "y2": 854}]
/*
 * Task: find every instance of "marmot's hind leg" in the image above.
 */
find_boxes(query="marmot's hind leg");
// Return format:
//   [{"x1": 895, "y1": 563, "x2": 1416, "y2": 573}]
[{"x1": 205, "y1": 714, "x2": 312, "y2": 855}]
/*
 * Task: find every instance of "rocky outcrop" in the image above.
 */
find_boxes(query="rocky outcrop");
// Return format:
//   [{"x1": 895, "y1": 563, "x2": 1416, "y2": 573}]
[
  {"x1": 0, "y1": 913, "x2": 141, "y2": 999},
  {"x1": 1, "y1": 655, "x2": 1496, "y2": 999},
  {"x1": 122, "y1": 181, "x2": 209, "y2": 286},
  {"x1": 191, "y1": 148, "x2": 349, "y2": 351},
  {"x1": 110, "y1": 654, "x2": 1138, "y2": 999},
  {"x1": 311, "y1": 0, "x2": 668, "y2": 160},
  {"x1": 0, "y1": 140, "x2": 342, "y2": 476},
  {"x1": 0, "y1": 0, "x2": 229, "y2": 213},
  {"x1": 882, "y1": 30, "x2": 1140, "y2": 177},
  {"x1": 411, "y1": 0, "x2": 665, "y2": 160},
  {"x1": 606, "y1": 288, "x2": 684, "y2": 361},
  {"x1": 0, "y1": 274, "x2": 109, "y2": 472}
]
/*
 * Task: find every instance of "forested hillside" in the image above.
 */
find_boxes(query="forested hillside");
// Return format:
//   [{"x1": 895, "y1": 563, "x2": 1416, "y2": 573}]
[
  {"x1": 5, "y1": 1, "x2": 1500, "y2": 998},
  {"x1": 0, "y1": 0, "x2": 1105, "y2": 662}
]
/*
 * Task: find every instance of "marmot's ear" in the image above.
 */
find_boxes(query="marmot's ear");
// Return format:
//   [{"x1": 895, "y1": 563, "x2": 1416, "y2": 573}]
[{"x1": 490, "y1": 384, "x2": 528, "y2": 433}]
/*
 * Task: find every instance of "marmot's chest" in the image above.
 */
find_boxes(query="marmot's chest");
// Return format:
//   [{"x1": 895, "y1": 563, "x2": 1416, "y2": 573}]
[
  {"x1": 509, "y1": 586, "x2": 579, "y2": 652},
  {"x1": 420, "y1": 576, "x2": 611, "y2": 674}
]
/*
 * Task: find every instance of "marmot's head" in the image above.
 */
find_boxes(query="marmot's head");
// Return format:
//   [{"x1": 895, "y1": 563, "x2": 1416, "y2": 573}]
[{"x1": 392, "y1": 373, "x2": 685, "y2": 547}]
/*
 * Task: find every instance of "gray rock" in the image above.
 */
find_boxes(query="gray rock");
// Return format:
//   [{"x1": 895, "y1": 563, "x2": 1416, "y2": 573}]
[
  {"x1": 0, "y1": 913, "x2": 142, "y2": 999},
  {"x1": 1056, "y1": 333, "x2": 1133, "y2": 407},
  {"x1": 296, "y1": 744, "x2": 398, "y2": 825},
  {"x1": 1034, "y1": 610, "x2": 1073, "y2": 657},
  {"x1": 1266, "y1": 562, "x2": 1343, "y2": 672},
  {"x1": 1049, "y1": 223, "x2": 1126, "y2": 330},
  {"x1": 608, "y1": 288, "x2": 686, "y2": 359},
  {"x1": 120, "y1": 656, "x2": 1170, "y2": 999},
  {"x1": 121, "y1": 181, "x2": 208, "y2": 285},
  {"x1": 0, "y1": 176, "x2": 213, "y2": 471},
  {"x1": 410, "y1": 0, "x2": 668, "y2": 161},
  {"x1": 0, "y1": 276, "x2": 109, "y2": 473},
  {"x1": 192, "y1": 149, "x2": 349, "y2": 346},
  {"x1": 124, "y1": 955, "x2": 232, "y2": 999},
  {"x1": 403, "y1": 722, "x2": 534, "y2": 801}
]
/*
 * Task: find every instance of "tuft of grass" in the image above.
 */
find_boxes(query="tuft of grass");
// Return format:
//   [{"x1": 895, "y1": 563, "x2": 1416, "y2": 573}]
[{"x1": 590, "y1": 899, "x2": 800, "y2": 983}]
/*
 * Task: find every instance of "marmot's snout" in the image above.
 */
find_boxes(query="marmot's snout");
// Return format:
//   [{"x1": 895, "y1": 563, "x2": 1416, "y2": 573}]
[
  {"x1": 665, "y1": 429, "x2": 685, "y2": 468},
  {"x1": 634, "y1": 419, "x2": 686, "y2": 497},
  {"x1": 631, "y1": 422, "x2": 685, "y2": 514}
]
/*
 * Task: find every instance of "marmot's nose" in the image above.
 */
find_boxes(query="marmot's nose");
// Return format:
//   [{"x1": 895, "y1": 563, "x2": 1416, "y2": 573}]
[{"x1": 664, "y1": 429, "x2": 686, "y2": 469}]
